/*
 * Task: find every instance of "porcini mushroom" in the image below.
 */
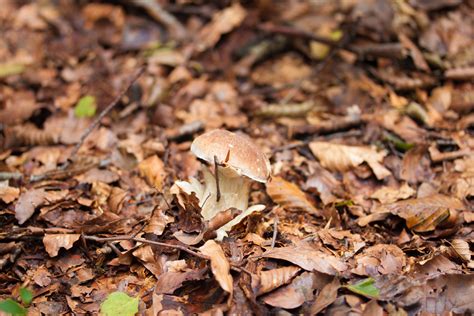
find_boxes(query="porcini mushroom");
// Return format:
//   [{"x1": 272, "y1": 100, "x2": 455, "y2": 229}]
[{"x1": 172, "y1": 129, "x2": 271, "y2": 240}]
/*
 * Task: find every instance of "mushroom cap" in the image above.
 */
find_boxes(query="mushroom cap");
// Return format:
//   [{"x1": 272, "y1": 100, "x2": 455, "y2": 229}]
[{"x1": 191, "y1": 129, "x2": 271, "y2": 183}]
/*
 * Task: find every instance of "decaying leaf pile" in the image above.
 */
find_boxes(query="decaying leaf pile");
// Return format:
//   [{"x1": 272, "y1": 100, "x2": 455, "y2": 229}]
[{"x1": 0, "y1": 0, "x2": 473, "y2": 314}]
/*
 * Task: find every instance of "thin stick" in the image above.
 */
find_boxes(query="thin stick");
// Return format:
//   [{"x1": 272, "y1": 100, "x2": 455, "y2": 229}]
[
  {"x1": 61, "y1": 67, "x2": 145, "y2": 171},
  {"x1": 83, "y1": 235, "x2": 209, "y2": 260},
  {"x1": 271, "y1": 218, "x2": 278, "y2": 248},
  {"x1": 214, "y1": 155, "x2": 221, "y2": 202}
]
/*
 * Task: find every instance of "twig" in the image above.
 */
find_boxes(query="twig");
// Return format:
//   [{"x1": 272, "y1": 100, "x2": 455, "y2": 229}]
[
  {"x1": 271, "y1": 218, "x2": 278, "y2": 248},
  {"x1": 214, "y1": 155, "x2": 221, "y2": 202},
  {"x1": 82, "y1": 235, "x2": 209, "y2": 260},
  {"x1": 61, "y1": 67, "x2": 145, "y2": 171}
]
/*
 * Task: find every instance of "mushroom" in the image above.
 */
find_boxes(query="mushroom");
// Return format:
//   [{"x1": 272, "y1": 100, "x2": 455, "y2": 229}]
[{"x1": 172, "y1": 129, "x2": 271, "y2": 240}]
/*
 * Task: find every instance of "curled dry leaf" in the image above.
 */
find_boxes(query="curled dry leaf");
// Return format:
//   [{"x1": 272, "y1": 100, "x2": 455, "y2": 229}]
[
  {"x1": 252, "y1": 266, "x2": 301, "y2": 296},
  {"x1": 449, "y1": 239, "x2": 471, "y2": 263},
  {"x1": 199, "y1": 240, "x2": 233, "y2": 296},
  {"x1": 266, "y1": 176, "x2": 321, "y2": 216},
  {"x1": 43, "y1": 234, "x2": 81, "y2": 257},
  {"x1": 262, "y1": 272, "x2": 319, "y2": 310},
  {"x1": 370, "y1": 183, "x2": 415, "y2": 204},
  {"x1": 309, "y1": 141, "x2": 391, "y2": 180},
  {"x1": 376, "y1": 194, "x2": 463, "y2": 232},
  {"x1": 261, "y1": 241, "x2": 347, "y2": 275},
  {"x1": 138, "y1": 155, "x2": 166, "y2": 191}
]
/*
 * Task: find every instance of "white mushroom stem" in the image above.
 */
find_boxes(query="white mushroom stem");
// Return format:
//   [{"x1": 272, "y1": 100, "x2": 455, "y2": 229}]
[{"x1": 200, "y1": 167, "x2": 250, "y2": 221}]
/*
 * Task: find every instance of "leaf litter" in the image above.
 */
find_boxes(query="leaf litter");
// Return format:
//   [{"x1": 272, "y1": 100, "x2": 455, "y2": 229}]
[{"x1": 0, "y1": 0, "x2": 473, "y2": 314}]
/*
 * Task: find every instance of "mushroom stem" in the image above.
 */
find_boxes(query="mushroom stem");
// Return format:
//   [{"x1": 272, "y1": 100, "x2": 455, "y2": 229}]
[{"x1": 200, "y1": 167, "x2": 251, "y2": 221}]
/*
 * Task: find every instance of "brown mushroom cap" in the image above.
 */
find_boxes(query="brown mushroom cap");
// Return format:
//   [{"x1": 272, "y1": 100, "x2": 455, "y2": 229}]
[{"x1": 191, "y1": 129, "x2": 271, "y2": 183}]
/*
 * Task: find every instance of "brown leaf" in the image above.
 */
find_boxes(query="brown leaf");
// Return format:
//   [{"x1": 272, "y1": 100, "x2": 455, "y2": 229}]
[
  {"x1": 262, "y1": 271, "x2": 317, "y2": 309},
  {"x1": 138, "y1": 155, "x2": 166, "y2": 191},
  {"x1": 43, "y1": 234, "x2": 81, "y2": 257},
  {"x1": 370, "y1": 183, "x2": 415, "y2": 204},
  {"x1": 0, "y1": 181, "x2": 20, "y2": 203},
  {"x1": 400, "y1": 146, "x2": 433, "y2": 184},
  {"x1": 253, "y1": 266, "x2": 301, "y2": 296},
  {"x1": 352, "y1": 244, "x2": 406, "y2": 276},
  {"x1": 15, "y1": 188, "x2": 48, "y2": 224},
  {"x1": 261, "y1": 241, "x2": 347, "y2": 275},
  {"x1": 75, "y1": 168, "x2": 119, "y2": 184},
  {"x1": 196, "y1": 3, "x2": 246, "y2": 53},
  {"x1": 423, "y1": 274, "x2": 474, "y2": 313},
  {"x1": 305, "y1": 164, "x2": 342, "y2": 205},
  {"x1": 145, "y1": 208, "x2": 173, "y2": 236},
  {"x1": 266, "y1": 176, "x2": 320, "y2": 215},
  {"x1": 133, "y1": 245, "x2": 162, "y2": 278},
  {"x1": 309, "y1": 277, "x2": 340, "y2": 314},
  {"x1": 199, "y1": 240, "x2": 233, "y2": 295},
  {"x1": 449, "y1": 239, "x2": 471, "y2": 263},
  {"x1": 378, "y1": 194, "x2": 463, "y2": 232},
  {"x1": 309, "y1": 142, "x2": 391, "y2": 180},
  {"x1": 155, "y1": 269, "x2": 207, "y2": 295}
]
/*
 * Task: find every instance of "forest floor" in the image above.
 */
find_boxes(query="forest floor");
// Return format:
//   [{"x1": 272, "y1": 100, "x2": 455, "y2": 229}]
[{"x1": 0, "y1": 0, "x2": 473, "y2": 315}]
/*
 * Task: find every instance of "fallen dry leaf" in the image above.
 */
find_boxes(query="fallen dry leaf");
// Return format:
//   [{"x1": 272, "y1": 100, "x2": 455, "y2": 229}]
[
  {"x1": 309, "y1": 142, "x2": 391, "y2": 180},
  {"x1": 261, "y1": 241, "x2": 347, "y2": 275},
  {"x1": 266, "y1": 176, "x2": 321, "y2": 216},
  {"x1": 262, "y1": 272, "x2": 317, "y2": 309},
  {"x1": 253, "y1": 265, "x2": 301, "y2": 295},
  {"x1": 304, "y1": 163, "x2": 342, "y2": 205},
  {"x1": 199, "y1": 240, "x2": 233, "y2": 296},
  {"x1": 15, "y1": 188, "x2": 48, "y2": 224},
  {"x1": 155, "y1": 269, "x2": 207, "y2": 295},
  {"x1": 352, "y1": 244, "x2": 406, "y2": 276},
  {"x1": 370, "y1": 183, "x2": 415, "y2": 204},
  {"x1": 138, "y1": 155, "x2": 166, "y2": 191},
  {"x1": 196, "y1": 3, "x2": 246, "y2": 53},
  {"x1": 0, "y1": 181, "x2": 20, "y2": 203},
  {"x1": 43, "y1": 234, "x2": 81, "y2": 257},
  {"x1": 377, "y1": 194, "x2": 463, "y2": 232},
  {"x1": 309, "y1": 277, "x2": 341, "y2": 314}
]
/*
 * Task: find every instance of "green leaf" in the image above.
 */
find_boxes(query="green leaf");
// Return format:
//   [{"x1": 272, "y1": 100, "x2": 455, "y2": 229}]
[
  {"x1": 74, "y1": 95, "x2": 97, "y2": 118},
  {"x1": 0, "y1": 63, "x2": 25, "y2": 78},
  {"x1": 0, "y1": 299, "x2": 27, "y2": 316},
  {"x1": 383, "y1": 132, "x2": 414, "y2": 152},
  {"x1": 345, "y1": 278, "x2": 380, "y2": 299},
  {"x1": 100, "y1": 292, "x2": 139, "y2": 316},
  {"x1": 19, "y1": 288, "x2": 33, "y2": 306}
]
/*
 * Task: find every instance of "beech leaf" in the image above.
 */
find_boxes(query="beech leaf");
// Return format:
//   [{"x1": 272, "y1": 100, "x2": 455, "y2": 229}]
[
  {"x1": 100, "y1": 292, "x2": 139, "y2": 316},
  {"x1": 43, "y1": 234, "x2": 81, "y2": 257},
  {"x1": 309, "y1": 141, "x2": 391, "y2": 179},
  {"x1": 267, "y1": 176, "x2": 321, "y2": 215},
  {"x1": 346, "y1": 278, "x2": 380, "y2": 299},
  {"x1": 199, "y1": 240, "x2": 233, "y2": 295}
]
